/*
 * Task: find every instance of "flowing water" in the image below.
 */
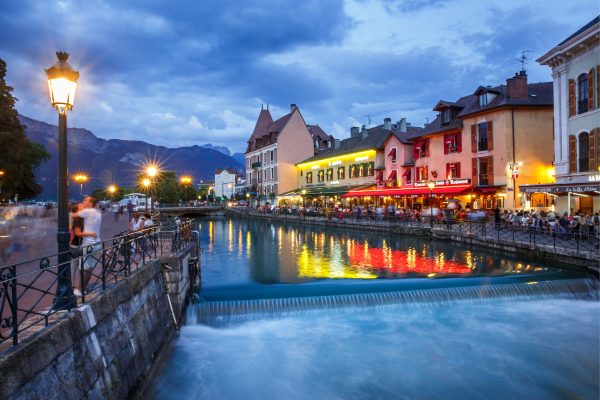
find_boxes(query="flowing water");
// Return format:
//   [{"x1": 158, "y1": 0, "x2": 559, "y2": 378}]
[{"x1": 148, "y1": 218, "x2": 599, "y2": 399}]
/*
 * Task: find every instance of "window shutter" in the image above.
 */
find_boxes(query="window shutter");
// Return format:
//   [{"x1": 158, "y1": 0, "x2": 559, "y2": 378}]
[
  {"x1": 471, "y1": 125, "x2": 477, "y2": 153},
  {"x1": 446, "y1": 163, "x2": 450, "y2": 178},
  {"x1": 590, "y1": 128, "x2": 596, "y2": 171},
  {"x1": 424, "y1": 165, "x2": 428, "y2": 180},
  {"x1": 487, "y1": 156, "x2": 494, "y2": 186},
  {"x1": 588, "y1": 69, "x2": 595, "y2": 111},
  {"x1": 413, "y1": 145, "x2": 419, "y2": 160},
  {"x1": 443, "y1": 135, "x2": 449, "y2": 154},
  {"x1": 568, "y1": 79, "x2": 576, "y2": 117},
  {"x1": 487, "y1": 121, "x2": 493, "y2": 151},
  {"x1": 596, "y1": 66, "x2": 600, "y2": 110},
  {"x1": 456, "y1": 162, "x2": 461, "y2": 178},
  {"x1": 472, "y1": 158, "x2": 478, "y2": 185},
  {"x1": 568, "y1": 135, "x2": 577, "y2": 173},
  {"x1": 596, "y1": 129, "x2": 600, "y2": 170},
  {"x1": 457, "y1": 133, "x2": 463, "y2": 153}
]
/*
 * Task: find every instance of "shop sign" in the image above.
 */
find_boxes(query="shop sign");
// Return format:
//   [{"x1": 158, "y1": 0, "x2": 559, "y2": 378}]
[
  {"x1": 305, "y1": 183, "x2": 326, "y2": 188},
  {"x1": 328, "y1": 180, "x2": 340, "y2": 185},
  {"x1": 521, "y1": 184, "x2": 600, "y2": 194},
  {"x1": 414, "y1": 178, "x2": 471, "y2": 187},
  {"x1": 589, "y1": 174, "x2": 600, "y2": 182},
  {"x1": 328, "y1": 160, "x2": 342, "y2": 166}
]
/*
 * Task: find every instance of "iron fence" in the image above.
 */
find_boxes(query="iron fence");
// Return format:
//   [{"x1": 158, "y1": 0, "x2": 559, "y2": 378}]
[{"x1": 0, "y1": 220, "x2": 198, "y2": 347}]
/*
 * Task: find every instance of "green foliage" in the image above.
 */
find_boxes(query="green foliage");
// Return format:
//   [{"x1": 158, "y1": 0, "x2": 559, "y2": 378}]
[
  {"x1": 179, "y1": 183, "x2": 197, "y2": 202},
  {"x1": 0, "y1": 58, "x2": 51, "y2": 200},
  {"x1": 90, "y1": 185, "x2": 124, "y2": 201}
]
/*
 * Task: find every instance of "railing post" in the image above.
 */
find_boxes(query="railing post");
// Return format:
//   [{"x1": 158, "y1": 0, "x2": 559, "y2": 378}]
[
  {"x1": 101, "y1": 241, "x2": 107, "y2": 291},
  {"x1": 6, "y1": 265, "x2": 18, "y2": 346},
  {"x1": 124, "y1": 235, "x2": 131, "y2": 276}
]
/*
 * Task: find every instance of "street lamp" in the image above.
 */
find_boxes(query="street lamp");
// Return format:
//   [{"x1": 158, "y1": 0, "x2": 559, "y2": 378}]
[
  {"x1": 427, "y1": 180, "x2": 435, "y2": 228},
  {"x1": 145, "y1": 165, "x2": 158, "y2": 212},
  {"x1": 0, "y1": 170, "x2": 4, "y2": 199},
  {"x1": 107, "y1": 185, "x2": 117, "y2": 200},
  {"x1": 508, "y1": 161, "x2": 522, "y2": 208},
  {"x1": 46, "y1": 51, "x2": 79, "y2": 310},
  {"x1": 180, "y1": 176, "x2": 192, "y2": 185},
  {"x1": 142, "y1": 178, "x2": 151, "y2": 211},
  {"x1": 72, "y1": 173, "x2": 89, "y2": 199}
]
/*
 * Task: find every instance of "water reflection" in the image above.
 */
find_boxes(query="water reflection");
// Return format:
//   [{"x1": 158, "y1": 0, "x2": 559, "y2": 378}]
[{"x1": 198, "y1": 218, "x2": 556, "y2": 287}]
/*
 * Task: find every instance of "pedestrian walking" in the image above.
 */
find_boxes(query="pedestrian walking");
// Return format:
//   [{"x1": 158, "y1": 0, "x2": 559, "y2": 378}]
[
  {"x1": 127, "y1": 200, "x2": 134, "y2": 221},
  {"x1": 72, "y1": 196, "x2": 102, "y2": 293}
]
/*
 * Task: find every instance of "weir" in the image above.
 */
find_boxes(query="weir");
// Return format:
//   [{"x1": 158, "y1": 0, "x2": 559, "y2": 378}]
[{"x1": 195, "y1": 278, "x2": 599, "y2": 322}]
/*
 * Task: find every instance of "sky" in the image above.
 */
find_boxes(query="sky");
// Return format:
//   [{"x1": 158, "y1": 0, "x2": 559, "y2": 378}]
[{"x1": 0, "y1": 0, "x2": 597, "y2": 154}]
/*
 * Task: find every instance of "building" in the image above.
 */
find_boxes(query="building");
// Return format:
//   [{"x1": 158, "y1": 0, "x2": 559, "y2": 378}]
[
  {"x1": 214, "y1": 168, "x2": 239, "y2": 198},
  {"x1": 289, "y1": 118, "x2": 422, "y2": 207},
  {"x1": 234, "y1": 177, "x2": 247, "y2": 197},
  {"x1": 245, "y1": 104, "x2": 333, "y2": 204},
  {"x1": 527, "y1": 16, "x2": 600, "y2": 214}
]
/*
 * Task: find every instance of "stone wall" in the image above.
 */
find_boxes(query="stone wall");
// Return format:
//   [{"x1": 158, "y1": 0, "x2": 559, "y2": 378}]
[{"x1": 0, "y1": 245, "x2": 196, "y2": 400}]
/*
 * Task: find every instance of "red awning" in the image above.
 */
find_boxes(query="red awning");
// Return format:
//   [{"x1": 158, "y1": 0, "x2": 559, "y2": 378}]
[
  {"x1": 343, "y1": 185, "x2": 471, "y2": 198},
  {"x1": 388, "y1": 170, "x2": 397, "y2": 181},
  {"x1": 376, "y1": 171, "x2": 383, "y2": 181},
  {"x1": 388, "y1": 148, "x2": 396, "y2": 158},
  {"x1": 402, "y1": 168, "x2": 411, "y2": 177}
]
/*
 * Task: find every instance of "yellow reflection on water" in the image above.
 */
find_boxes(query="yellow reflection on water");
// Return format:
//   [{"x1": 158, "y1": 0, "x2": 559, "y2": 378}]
[
  {"x1": 246, "y1": 230, "x2": 251, "y2": 255},
  {"x1": 208, "y1": 221, "x2": 214, "y2": 252},
  {"x1": 228, "y1": 220, "x2": 233, "y2": 252},
  {"x1": 297, "y1": 244, "x2": 376, "y2": 279},
  {"x1": 435, "y1": 252, "x2": 445, "y2": 270},
  {"x1": 238, "y1": 228, "x2": 243, "y2": 256},
  {"x1": 407, "y1": 247, "x2": 416, "y2": 270}
]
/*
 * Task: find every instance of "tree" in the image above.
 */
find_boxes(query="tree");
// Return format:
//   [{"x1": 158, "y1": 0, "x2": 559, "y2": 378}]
[
  {"x1": 0, "y1": 58, "x2": 51, "y2": 200},
  {"x1": 179, "y1": 183, "x2": 197, "y2": 202},
  {"x1": 154, "y1": 171, "x2": 179, "y2": 204}
]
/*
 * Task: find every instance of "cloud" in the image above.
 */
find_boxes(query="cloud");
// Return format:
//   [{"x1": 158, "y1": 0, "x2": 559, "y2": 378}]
[{"x1": 0, "y1": 0, "x2": 597, "y2": 154}]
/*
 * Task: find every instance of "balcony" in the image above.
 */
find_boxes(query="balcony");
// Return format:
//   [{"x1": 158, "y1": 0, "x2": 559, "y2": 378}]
[{"x1": 251, "y1": 162, "x2": 262, "y2": 169}]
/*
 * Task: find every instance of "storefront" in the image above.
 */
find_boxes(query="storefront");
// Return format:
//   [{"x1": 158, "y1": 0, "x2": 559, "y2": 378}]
[
  {"x1": 279, "y1": 185, "x2": 371, "y2": 208},
  {"x1": 520, "y1": 183, "x2": 600, "y2": 214}
]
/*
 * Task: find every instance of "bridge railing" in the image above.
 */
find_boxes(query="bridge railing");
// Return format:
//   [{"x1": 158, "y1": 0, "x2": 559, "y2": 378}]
[{"x1": 0, "y1": 221, "x2": 198, "y2": 348}]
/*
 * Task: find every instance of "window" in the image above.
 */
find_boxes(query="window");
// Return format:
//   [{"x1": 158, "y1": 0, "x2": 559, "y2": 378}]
[
  {"x1": 349, "y1": 165, "x2": 358, "y2": 178},
  {"x1": 442, "y1": 109, "x2": 451, "y2": 124},
  {"x1": 358, "y1": 163, "x2": 366, "y2": 177},
  {"x1": 326, "y1": 168, "x2": 334, "y2": 181},
  {"x1": 318, "y1": 170, "x2": 325, "y2": 182},
  {"x1": 416, "y1": 166, "x2": 428, "y2": 182},
  {"x1": 477, "y1": 123, "x2": 488, "y2": 152},
  {"x1": 337, "y1": 166, "x2": 345, "y2": 180},
  {"x1": 579, "y1": 131, "x2": 590, "y2": 172},
  {"x1": 479, "y1": 158, "x2": 489, "y2": 186},
  {"x1": 403, "y1": 168, "x2": 412, "y2": 184},
  {"x1": 270, "y1": 150, "x2": 274, "y2": 163},
  {"x1": 495, "y1": 197, "x2": 504, "y2": 209},
  {"x1": 578, "y1": 73, "x2": 589, "y2": 114},
  {"x1": 414, "y1": 140, "x2": 428, "y2": 159},
  {"x1": 446, "y1": 162, "x2": 461, "y2": 179},
  {"x1": 479, "y1": 94, "x2": 488, "y2": 107},
  {"x1": 366, "y1": 162, "x2": 375, "y2": 176},
  {"x1": 306, "y1": 172, "x2": 313, "y2": 184},
  {"x1": 388, "y1": 147, "x2": 397, "y2": 163},
  {"x1": 444, "y1": 133, "x2": 461, "y2": 154}
]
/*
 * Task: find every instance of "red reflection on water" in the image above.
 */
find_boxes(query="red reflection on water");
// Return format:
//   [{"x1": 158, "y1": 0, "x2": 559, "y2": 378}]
[{"x1": 348, "y1": 243, "x2": 472, "y2": 275}]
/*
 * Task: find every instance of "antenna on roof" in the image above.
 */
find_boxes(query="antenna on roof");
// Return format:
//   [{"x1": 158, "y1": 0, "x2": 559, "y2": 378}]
[
  {"x1": 514, "y1": 50, "x2": 532, "y2": 73},
  {"x1": 367, "y1": 114, "x2": 371, "y2": 127},
  {"x1": 267, "y1": 103, "x2": 269, "y2": 110},
  {"x1": 261, "y1": 102, "x2": 264, "y2": 110}
]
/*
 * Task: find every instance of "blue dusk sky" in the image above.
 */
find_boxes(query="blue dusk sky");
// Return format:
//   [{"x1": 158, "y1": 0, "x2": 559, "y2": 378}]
[{"x1": 0, "y1": 0, "x2": 596, "y2": 153}]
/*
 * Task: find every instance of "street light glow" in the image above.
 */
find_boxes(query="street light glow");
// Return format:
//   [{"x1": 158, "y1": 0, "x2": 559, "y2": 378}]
[
  {"x1": 142, "y1": 178, "x2": 151, "y2": 187},
  {"x1": 180, "y1": 176, "x2": 192, "y2": 185},
  {"x1": 427, "y1": 181, "x2": 436, "y2": 190},
  {"x1": 72, "y1": 173, "x2": 89, "y2": 184},
  {"x1": 45, "y1": 52, "x2": 79, "y2": 113},
  {"x1": 108, "y1": 185, "x2": 117, "y2": 194},
  {"x1": 146, "y1": 165, "x2": 158, "y2": 177}
]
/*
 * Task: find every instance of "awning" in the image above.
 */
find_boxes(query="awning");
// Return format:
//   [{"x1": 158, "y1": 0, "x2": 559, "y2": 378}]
[
  {"x1": 376, "y1": 171, "x2": 383, "y2": 181},
  {"x1": 388, "y1": 148, "x2": 396, "y2": 159},
  {"x1": 343, "y1": 185, "x2": 471, "y2": 198},
  {"x1": 402, "y1": 168, "x2": 411, "y2": 178},
  {"x1": 388, "y1": 170, "x2": 397, "y2": 181},
  {"x1": 281, "y1": 185, "x2": 372, "y2": 197}
]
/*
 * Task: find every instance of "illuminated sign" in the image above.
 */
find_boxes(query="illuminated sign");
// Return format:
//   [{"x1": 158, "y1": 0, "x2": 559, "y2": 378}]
[
  {"x1": 355, "y1": 156, "x2": 369, "y2": 162},
  {"x1": 589, "y1": 174, "x2": 600, "y2": 182},
  {"x1": 311, "y1": 165, "x2": 320, "y2": 170},
  {"x1": 414, "y1": 178, "x2": 471, "y2": 187},
  {"x1": 328, "y1": 160, "x2": 342, "y2": 166},
  {"x1": 329, "y1": 180, "x2": 340, "y2": 185},
  {"x1": 297, "y1": 149, "x2": 376, "y2": 168}
]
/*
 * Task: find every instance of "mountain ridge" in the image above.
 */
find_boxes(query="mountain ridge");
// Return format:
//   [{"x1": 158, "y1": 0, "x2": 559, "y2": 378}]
[{"x1": 19, "y1": 115, "x2": 243, "y2": 199}]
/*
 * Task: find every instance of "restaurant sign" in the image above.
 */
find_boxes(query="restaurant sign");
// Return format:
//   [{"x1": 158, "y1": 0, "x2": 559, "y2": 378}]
[
  {"x1": 521, "y1": 184, "x2": 600, "y2": 194},
  {"x1": 414, "y1": 178, "x2": 471, "y2": 187}
]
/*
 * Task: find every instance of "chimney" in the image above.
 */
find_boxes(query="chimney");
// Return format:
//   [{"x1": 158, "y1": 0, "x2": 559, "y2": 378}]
[
  {"x1": 290, "y1": 103, "x2": 297, "y2": 111},
  {"x1": 361, "y1": 124, "x2": 368, "y2": 139},
  {"x1": 350, "y1": 126, "x2": 360, "y2": 137},
  {"x1": 399, "y1": 118, "x2": 407, "y2": 132},
  {"x1": 384, "y1": 117, "x2": 392, "y2": 130},
  {"x1": 506, "y1": 72, "x2": 528, "y2": 99},
  {"x1": 334, "y1": 139, "x2": 341, "y2": 149}
]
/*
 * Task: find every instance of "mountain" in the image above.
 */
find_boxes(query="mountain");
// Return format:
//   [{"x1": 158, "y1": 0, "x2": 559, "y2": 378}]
[
  {"x1": 19, "y1": 115, "x2": 243, "y2": 200},
  {"x1": 200, "y1": 143, "x2": 231, "y2": 156},
  {"x1": 232, "y1": 152, "x2": 245, "y2": 166}
]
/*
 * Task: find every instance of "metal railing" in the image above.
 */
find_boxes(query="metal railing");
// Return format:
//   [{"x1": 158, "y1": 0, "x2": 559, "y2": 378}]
[
  {"x1": 237, "y1": 208, "x2": 600, "y2": 256},
  {"x1": 0, "y1": 220, "x2": 198, "y2": 347}
]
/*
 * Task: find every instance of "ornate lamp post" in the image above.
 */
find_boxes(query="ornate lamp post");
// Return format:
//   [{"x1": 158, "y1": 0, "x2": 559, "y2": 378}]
[
  {"x1": 46, "y1": 51, "x2": 79, "y2": 310},
  {"x1": 427, "y1": 181, "x2": 436, "y2": 228},
  {"x1": 508, "y1": 161, "x2": 522, "y2": 209},
  {"x1": 72, "y1": 173, "x2": 89, "y2": 199}
]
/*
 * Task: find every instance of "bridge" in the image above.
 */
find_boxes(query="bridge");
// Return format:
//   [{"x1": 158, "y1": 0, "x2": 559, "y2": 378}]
[{"x1": 157, "y1": 205, "x2": 227, "y2": 218}]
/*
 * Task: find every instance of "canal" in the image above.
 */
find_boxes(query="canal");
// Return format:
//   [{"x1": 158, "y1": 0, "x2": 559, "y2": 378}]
[{"x1": 147, "y1": 218, "x2": 599, "y2": 400}]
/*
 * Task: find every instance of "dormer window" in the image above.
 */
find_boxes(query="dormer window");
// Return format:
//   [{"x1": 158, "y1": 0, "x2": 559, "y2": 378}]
[
  {"x1": 441, "y1": 109, "x2": 451, "y2": 124},
  {"x1": 479, "y1": 94, "x2": 488, "y2": 107}
]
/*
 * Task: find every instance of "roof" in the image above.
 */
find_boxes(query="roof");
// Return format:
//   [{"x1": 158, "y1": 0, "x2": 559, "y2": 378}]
[
  {"x1": 307, "y1": 124, "x2": 333, "y2": 141},
  {"x1": 298, "y1": 124, "x2": 423, "y2": 164},
  {"x1": 420, "y1": 81, "x2": 553, "y2": 137},
  {"x1": 215, "y1": 168, "x2": 239, "y2": 175},
  {"x1": 246, "y1": 108, "x2": 296, "y2": 152},
  {"x1": 558, "y1": 15, "x2": 600, "y2": 46}
]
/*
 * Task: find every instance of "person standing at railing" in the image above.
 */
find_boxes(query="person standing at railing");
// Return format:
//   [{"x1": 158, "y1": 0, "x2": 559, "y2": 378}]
[
  {"x1": 129, "y1": 211, "x2": 144, "y2": 232},
  {"x1": 72, "y1": 196, "x2": 102, "y2": 293},
  {"x1": 69, "y1": 203, "x2": 85, "y2": 297}
]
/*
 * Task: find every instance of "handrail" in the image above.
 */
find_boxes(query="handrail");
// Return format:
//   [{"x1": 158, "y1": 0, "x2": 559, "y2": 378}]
[{"x1": 0, "y1": 220, "x2": 199, "y2": 347}]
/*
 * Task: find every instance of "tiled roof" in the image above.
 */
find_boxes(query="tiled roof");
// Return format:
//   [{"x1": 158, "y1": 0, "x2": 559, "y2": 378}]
[
  {"x1": 298, "y1": 124, "x2": 423, "y2": 163},
  {"x1": 558, "y1": 15, "x2": 599, "y2": 46},
  {"x1": 215, "y1": 168, "x2": 239, "y2": 175},
  {"x1": 420, "y1": 81, "x2": 553, "y2": 137},
  {"x1": 246, "y1": 109, "x2": 294, "y2": 152}
]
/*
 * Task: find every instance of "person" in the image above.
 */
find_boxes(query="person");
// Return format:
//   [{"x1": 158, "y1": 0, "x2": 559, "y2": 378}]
[
  {"x1": 71, "y1": 196, "x2": 102, "y2": 293},
  {"x1": 142, "y1": 212, "x2": 154, "y2": 228},
  {"x1": 112, "y1": 202, "x2": 120, "y2": 222},
  {"x1": 70, "y1": 203, "x2": 85, "y2": 297},
  {"x1": 129, "y1": 211, "x2": 144, "y2": 231},
  {"x1": 493, "y1": 207, "x2": 501, "y2": 228},
  {"x1": 127, "y1": 200, "x2": 134, "y2": 221}
]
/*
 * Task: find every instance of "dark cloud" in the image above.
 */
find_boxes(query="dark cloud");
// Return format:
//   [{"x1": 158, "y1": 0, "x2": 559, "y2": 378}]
[{"x1": 381, "y1": 0, "x2": 450, "y2": 13}]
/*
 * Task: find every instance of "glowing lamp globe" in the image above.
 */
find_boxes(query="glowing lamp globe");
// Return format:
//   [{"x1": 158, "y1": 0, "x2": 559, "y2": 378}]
[{"x1": 45, "y1": 52, "x2": 79, "y2": 113}]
